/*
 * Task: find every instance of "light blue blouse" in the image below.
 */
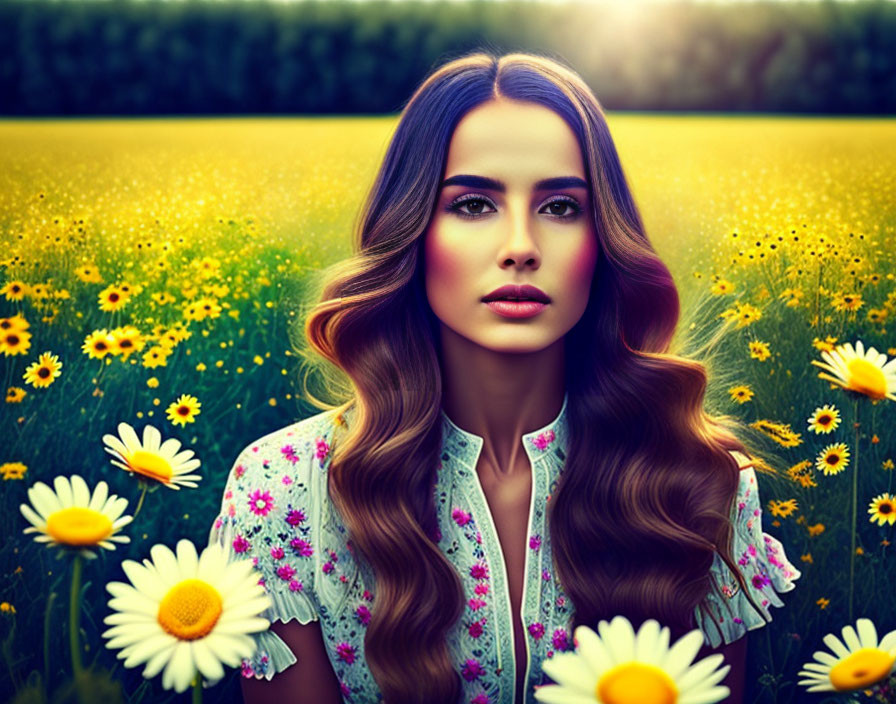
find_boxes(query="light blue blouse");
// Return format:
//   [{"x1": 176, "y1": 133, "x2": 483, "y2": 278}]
[{"x1": 207, "y1": 392, "x2": 800, "y2": 703}]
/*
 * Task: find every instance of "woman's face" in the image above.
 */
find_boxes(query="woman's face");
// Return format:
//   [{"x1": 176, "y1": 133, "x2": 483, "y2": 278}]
[{"x1": 423, "y1": 97, "x2": 599, "y2": 355}]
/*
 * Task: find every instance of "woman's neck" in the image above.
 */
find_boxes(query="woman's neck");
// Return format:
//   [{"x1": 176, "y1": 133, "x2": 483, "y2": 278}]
[{"x1": 439, "y1": 326, "x2": 566, "y2": 480}]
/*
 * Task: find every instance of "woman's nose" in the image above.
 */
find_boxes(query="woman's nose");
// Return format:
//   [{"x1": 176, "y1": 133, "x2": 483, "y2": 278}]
[{"x1": 496, "y1": 204, "x2": 540, "y2": 268}]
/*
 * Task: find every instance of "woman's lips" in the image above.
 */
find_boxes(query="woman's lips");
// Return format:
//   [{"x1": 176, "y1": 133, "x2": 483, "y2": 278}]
[{"x1": 484, "y1": 300, "x2": 548, "y2": 318}]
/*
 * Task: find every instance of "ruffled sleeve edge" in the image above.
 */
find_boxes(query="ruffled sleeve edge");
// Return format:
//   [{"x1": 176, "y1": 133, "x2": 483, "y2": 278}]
[
  {"x1": 241, "y1": 612, "x2": 320, "y2": 681},
  {"x1": 696, "y1": 529, "x2": 803, "y2": 648}
]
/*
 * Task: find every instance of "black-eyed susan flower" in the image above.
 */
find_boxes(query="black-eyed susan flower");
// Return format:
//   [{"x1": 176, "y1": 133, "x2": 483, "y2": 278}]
[
  {"x1": 109, "y1": 325, "x2": 146, "y2": 361},
  {"x1": 19, "y1": 474, "x2": 132, "y2": 559},
  {"x1": 811, "y1": 340, "x2": 896, "y2": 402},
  {"x1": 0, "y1": 325, "x2": 31, "y2": 356},
  {"x1": 728, "y1": 384, "x2": 753, "y2": 403},
  {"x1": 102, "y1": 422, "x2": 202, "y2": 490},
  {"x1": 28, "y1": 283, "x2": 49, "y2": 299},
  {"x1": 0, "y1": 281, "x2": 29, "y2": 301},
  {"x1": 82, "y1": 329, "x2": 115, "y2": 360},
  {"x1": 813, "y1": 336, "x2": 839, "y2": 353},
  {"x1": 831, "y1": 292, "x2": 864, "y2": 313},
  {"x1": 750, "y1": 419, "x2": 802, "y2": 447},
  {"x1": 768, "y1": 498, "x2": 799, "y2": 519},
  {"x1": 197, "y1": 297, "x2": 222, "y2": 320},
  {"x1": 786, "y1": 460, "x2": 817, "y2": 488},
  {"x1": 720, "y1": 301, "x2": 762, "y2": 329},
  {"x1": 868, "y1": 493, "x2": 896, "y2": 527},
  {"x1": 151, "y1": 291, "x2": 177, "y2": 306},
  {"x1": 98, "y1": 284, "x2": 130, "y2": 312},
  {"x1": 1, "y1": 462, "x2": 27, "y2": 480},
  {"x1": 74, "y1": 264, "x2": 103, "y2": 284},
  {"x1": 141, "y1": 345, "x2": 171, "y2": 369},
  {"x1": 1, "y1": 312, "x2": 29, "y2": 332},
  {"x1": 710, "y1": 278, "x2": 734, "y2": 295},
  {"x1": 797, "y1": 618, "x2": 896, "y2": 693},
  {"x1": 117, "y1": 282, "x2": 143, "y2": 298},
  {"x1": 5, "y1": 386, "x2": 26, "y2": 403},
  {"x1": 867, "y1": 308, "x2": 888, "y2": 324},
  {"x1": 807, "y1": 404, "x2": 841, "y2": 434},
  {"x1": 166, "y1": 394, "x2": 201, "y2": 427},
  {"x1": 192, "y1": 255, "x2": 222, "y2": 279},
  {"x1": 23, "y1": 352, "x2": 62, "y2": 388},
  {"x1": 102, "y1": 539, "x2": 271, "y2": 693},
  {"x1": 817, "y1": 443, "x2": 850, "y2": 476},
  {"x1": 749, "y1": 340, "x2": 771, "y2": 361},
  {"x1": 533, "y1": 616, "x2": 731, "y2": 704}
]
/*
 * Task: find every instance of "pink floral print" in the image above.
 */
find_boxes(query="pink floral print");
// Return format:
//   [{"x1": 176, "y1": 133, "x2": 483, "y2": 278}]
[{"x1": 247, "y1": 489, "x2": 274, "y2": 517}]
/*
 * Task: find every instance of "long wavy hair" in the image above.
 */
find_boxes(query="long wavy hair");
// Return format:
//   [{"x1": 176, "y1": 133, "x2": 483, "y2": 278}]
[{"x1": 295, "y1": 50, "x2": 771, "y2": 704}]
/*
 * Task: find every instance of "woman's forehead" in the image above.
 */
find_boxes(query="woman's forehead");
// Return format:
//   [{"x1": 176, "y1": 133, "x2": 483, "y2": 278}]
[{"x1": 444, "y1": 99, "x2": 586, "y2": 185}]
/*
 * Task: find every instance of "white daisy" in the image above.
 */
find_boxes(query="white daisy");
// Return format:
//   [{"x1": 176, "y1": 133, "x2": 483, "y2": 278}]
[
  {"x1": 810, "y1": 339, "x2": 896, "y2": 402},
  {"x1": 798, "y1": 618, "x2": 896, "y2": 692},
  {"x1": 19, "y1": 474, "x2": 132, "y2": 559},
  {"x1": 102, "y1": 422, "x2": 202, "y2": 489},
  {"x1": 102, "y1": 539, "x2": 271, "y2": 693},
  {"x1": 534, "y1": 616, "x2": 730, "y2": 704}
]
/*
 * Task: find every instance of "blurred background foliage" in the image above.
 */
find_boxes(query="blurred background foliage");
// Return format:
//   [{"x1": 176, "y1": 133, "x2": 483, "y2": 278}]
[{"x1": 1, "y1": 0, "x2": 895, "y2": 116}]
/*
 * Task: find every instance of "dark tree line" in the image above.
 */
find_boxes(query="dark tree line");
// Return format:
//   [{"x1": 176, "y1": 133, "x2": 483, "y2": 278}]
[{"x1": 1, "y1": 0, "x2": 894, "y2": 116}]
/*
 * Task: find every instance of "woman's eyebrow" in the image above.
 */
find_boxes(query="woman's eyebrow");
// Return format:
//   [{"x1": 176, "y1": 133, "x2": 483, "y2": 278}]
[{"x1": 440, "y1": 174, "x2": 588, "y2": 192}]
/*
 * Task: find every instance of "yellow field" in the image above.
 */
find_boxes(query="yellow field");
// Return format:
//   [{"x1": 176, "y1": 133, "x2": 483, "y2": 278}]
[{"x1": 1, "y1": 116, "x2": 895, "y2": 704}]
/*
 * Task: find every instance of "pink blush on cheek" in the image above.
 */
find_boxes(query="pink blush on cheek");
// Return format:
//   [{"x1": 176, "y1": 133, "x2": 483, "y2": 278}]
[
  {"x1": 423, "y1": 231, "x2": 464, "y2": 285},
  {"x1": 568, "y1": 236, "x2": 599, "y2": 281}
]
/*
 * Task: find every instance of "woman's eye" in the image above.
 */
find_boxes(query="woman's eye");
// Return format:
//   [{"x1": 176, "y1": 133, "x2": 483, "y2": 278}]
[
  {"x1": 448, "y1": 196, "x2": 496, "y2": 219},
  {"x1": 541, "y1": 198, "x2": 582, "y2": 219}
]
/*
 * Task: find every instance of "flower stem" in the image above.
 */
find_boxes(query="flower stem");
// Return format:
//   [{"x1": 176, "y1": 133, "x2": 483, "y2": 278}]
[
  {"x1": 193, "y1": 674, "x2": 202, "y2": 704},
  {"x1": 69, "y1": 554, "x2": 83, "y2": 677},
  {"x1": 44, "y1": 590, "x2": 57, "y2": 696},
  {"x1": 133, "y1": 483, "x2": 149, "y2": 519},
  {"x1": 849, "y1": 396, "x2": 860, "y2": 623}
]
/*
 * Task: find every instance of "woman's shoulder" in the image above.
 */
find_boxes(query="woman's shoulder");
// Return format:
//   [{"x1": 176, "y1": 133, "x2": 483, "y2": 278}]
[
  {"x1": 234, "y1": 407, "x2": 345, "y2": 469},
  {"x1": 213, "y1": 407, "x2": 346, "y2": 547}
]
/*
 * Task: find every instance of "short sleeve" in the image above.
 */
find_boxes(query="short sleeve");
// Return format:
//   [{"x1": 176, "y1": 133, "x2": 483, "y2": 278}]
[
  {"x1": 207, "y1": 419, "x2": 327, "y2": 680},
  {"x1": 694, "y1": 453, "x2": 802, "y2": 648}
]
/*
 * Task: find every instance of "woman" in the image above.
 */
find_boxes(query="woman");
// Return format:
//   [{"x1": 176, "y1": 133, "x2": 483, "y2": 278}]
[{"x1": 208, "y1": 51, "x2": 801, "y2": 704}]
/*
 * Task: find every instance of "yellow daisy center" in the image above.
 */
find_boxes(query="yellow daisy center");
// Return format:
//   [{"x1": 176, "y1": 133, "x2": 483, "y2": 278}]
[
  {"x1": 596, "y1": 662, "x2": 678, "y2": 704},
  {"x1": 128, "y1": 450, "x2": 174, "y2": 483},
  {"x1": 829, "y1": 648, "x2": 896, "y2": 690},
  {"x1": 157, "y1": 578, "x2": 223, "y2": 641},
  {"x1": 846, "y1": 358, "x2": 887, "y2": 399},
  {"x1": 46, "y1": 507, "x2": 113, "y2": 545}
]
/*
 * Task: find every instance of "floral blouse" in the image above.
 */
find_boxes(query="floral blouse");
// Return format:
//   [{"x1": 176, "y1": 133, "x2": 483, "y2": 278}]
[{"x1": 207, "y1": 392, "x2": 801, "y2": 703}]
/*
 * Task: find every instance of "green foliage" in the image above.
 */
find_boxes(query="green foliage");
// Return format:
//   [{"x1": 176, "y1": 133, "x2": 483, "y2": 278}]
[{"x1": 0, "y1": 0, "x2": 893, "y2": 115}]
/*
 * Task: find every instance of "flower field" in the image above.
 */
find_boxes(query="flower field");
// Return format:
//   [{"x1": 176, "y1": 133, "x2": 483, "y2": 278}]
[{"x1": 1, "y1": 115, "x2": 895, "y2": 703}]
